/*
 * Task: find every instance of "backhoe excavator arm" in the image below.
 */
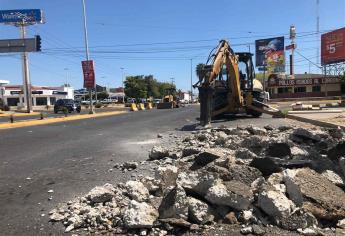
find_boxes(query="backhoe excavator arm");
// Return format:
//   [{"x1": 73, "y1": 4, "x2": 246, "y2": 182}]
[{"x1": 195, "y1": 40, "x2": 244, "y2": 125}]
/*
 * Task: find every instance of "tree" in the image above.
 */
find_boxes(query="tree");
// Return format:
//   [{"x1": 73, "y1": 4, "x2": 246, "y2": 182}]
[
  {"x1": 97, "y1": 91, "x2": 109, "y2": 100},
  {"x1": 124, "y1": 76, "x2": 147, "y2": 100},
  {"x1": 124, "y1": 75, "x2": 177, "y2": 99},
  {"x1": 195, "y1": 63, "x2": 205, "y2": 79}
]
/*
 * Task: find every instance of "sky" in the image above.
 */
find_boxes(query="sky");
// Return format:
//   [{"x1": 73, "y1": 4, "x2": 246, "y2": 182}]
[{"x1": 0, "y1": 0, "x2": 345, "y2": 92}]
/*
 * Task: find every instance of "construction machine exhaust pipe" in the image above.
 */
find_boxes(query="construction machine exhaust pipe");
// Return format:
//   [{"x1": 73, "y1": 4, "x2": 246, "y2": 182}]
[{"x1": 199, "y1": 87, "x2": 214, "y2": 127}]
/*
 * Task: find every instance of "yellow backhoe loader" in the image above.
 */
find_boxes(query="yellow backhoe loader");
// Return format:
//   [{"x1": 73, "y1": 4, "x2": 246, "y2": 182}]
[{"x1": 194, "y1": 40, "x2": 270, "y2": 126}]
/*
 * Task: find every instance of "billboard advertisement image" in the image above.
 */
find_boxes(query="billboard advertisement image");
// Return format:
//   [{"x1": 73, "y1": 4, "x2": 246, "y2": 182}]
[
  {"x1": 255, "y1": 36, "x2": 285, "y2": 73},
  {"x1": 321, "y1": 27, "x2": 345, "y2": 65}
]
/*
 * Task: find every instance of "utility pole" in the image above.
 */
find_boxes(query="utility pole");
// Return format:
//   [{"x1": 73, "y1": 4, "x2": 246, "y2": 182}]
[
  {"x1": 289, "y1": 25, "x2": 296, "y2": 78},
  {"x1": 190, "y1": 59, "x2": 193, "y2": 102},
  {"x1": 20, "y1": 23, "x2": 32, "y2": 113},
  {"x1": 82, "y1": 0, "x2": 94, "y2": 113},
  {"x1": 316, "y1": 0, "x2": 320, "y2": 71},
  {"x1": 120, "y1": 67, "x2": 125, "y2": 103}
]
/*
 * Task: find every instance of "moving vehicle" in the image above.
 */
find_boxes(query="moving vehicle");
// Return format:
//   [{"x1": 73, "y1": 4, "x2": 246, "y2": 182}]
[
  {"x1": 194, "y1": 39, "x2": 266, "y2": 126},
  {"x1": 54, "y1": 99, "x2": 81, "y2": 113},
  {"x1": 156, "y1": 95, "x2": 180, "y2": 109}
]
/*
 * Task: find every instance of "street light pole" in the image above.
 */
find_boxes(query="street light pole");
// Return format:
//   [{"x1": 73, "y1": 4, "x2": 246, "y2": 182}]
[
  {"x1": 120, "y1": 67, "x2": 125, "y2": 103},
  {"x1": 190, "y1": 58, "x2": 193, "y2": 103},
  {"x1": 20, "y1": 23, "x2": 32, "y2": 113},
  {"x1": 82, "y1": 0, "x2": 94, "y2": 113}
]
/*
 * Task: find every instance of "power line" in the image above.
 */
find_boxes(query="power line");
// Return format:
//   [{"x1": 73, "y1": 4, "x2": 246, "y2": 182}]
[{"x1": 295, "y1": 50, "x2": 322, "y2": 69}]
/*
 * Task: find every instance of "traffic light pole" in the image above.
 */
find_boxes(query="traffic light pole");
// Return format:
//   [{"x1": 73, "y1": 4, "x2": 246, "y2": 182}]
[{"x1": 19, "y1": 23, "x2": 33, "y2": 113}]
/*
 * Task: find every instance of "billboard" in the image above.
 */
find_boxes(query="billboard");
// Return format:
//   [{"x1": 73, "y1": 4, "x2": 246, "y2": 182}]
[
  {"x1": 255, "y1": 36, "x2": 285, "y2": 73},
  {"x1": 82, "y1": 60, "x2": 95, "y2": 89},
  {"x1": 321, "y1": 27, "x2": 345, "y2": 65},
  {"x1": 0, "y1": 9, "x2": 44, "y2": 25}
]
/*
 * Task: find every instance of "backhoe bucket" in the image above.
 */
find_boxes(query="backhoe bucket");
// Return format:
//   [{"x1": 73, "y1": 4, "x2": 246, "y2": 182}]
[{"x1": 199, "y1": 87, "x2": 213, "y2": 126}]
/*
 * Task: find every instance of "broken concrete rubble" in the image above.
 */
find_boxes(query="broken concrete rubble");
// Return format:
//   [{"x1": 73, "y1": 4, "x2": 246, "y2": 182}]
[
  {"x1": 257, "y1": 187, "x2": 295, "y2": 219},
  {"x1": 86, "y1": 183, "x2": 115, "y2": 203},
  {"x1": 284, "y1": 168, "x2": 345, "y2": 220},
  {"x1": 125, "y1": 180, "x2": 149, "y2": 202},
  {"x1": 187, "y1": 197, "x2": 214, "y2": 224},
  {"x1": 149, "y1": 146, "x2": 170, "y2": 160},
  {"x1": 123, "y1": 200, "x2": 159, "y2": 229},
  {"x1": 205, "y1": 180, "x2": 253, "y2": 210},
  {"x1": 50, "y1": 125, "x2": 345, "y2": 235}
]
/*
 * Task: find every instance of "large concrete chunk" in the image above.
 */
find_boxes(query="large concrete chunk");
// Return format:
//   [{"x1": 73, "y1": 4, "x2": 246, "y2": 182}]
[
  {"x1": 187, "y1": 197, "x2": 214, "y2": 224},
  {"x1": 176, "y1": 171, "x2": 217, "y2": 196},
  {"x1": 266, "y1": 142, "x2": 291, "y2": 157},
  {"x1": 149, "y1": 146, "x2": 170, "y2": 160},
  {"x1": 123, "y1": 200, "x2": 159, "y2": 229},
  {"x1": 284, "y1": 168, "x2": 345, "y2": 220},
  {"x1": 257, "y1": 188, "x2": 295, "y2": 219},
  {"x1": 125, "y1": 180, "x2": 149, "y2": 202},
  {"x1": 86, "y1": 183, "x2": 115, "y2": 203},
  {"x1": 327, "y1": 141, "x2": 345, "y2": 161},
  {"x1": 194, "y1": 149, "x2": 223, "y2": 166},
  {"x1": 290, "y1": 128, "x2": 321, "y2": 143},
  {"x1": 155, "y1": 165, "x2": 178, "y2": 188},
  {"x1": 227, "y1": 164, "x2": 263, "y2": 186},
  {"x1": 158, "y1": 185, "x2": 188, "y2": 220},
  {"x1": 205, "y1": 180, "x2": 253, "y2": 210}
]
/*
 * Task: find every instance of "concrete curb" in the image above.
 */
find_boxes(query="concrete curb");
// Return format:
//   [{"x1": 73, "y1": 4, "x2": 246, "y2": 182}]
[
  {"x1": 285, "y1": 114, "x2": 345, "y2": 130},
  {"x1": 0, "y1": 110, "x2": 128, "y2": 130},
  {"x1": 288, "y1": 110, "x2": 342, "y2": 114}
]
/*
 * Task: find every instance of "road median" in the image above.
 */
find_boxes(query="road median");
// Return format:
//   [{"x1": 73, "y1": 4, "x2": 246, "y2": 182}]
[{"x1": 0, "y1": 110, "x2": 128, "y2": 130}]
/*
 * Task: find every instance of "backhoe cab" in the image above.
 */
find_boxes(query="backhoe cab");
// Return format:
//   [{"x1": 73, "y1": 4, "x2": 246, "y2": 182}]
[{"x1": 195, "y1": 40, "x2": 265, "y2": 126}]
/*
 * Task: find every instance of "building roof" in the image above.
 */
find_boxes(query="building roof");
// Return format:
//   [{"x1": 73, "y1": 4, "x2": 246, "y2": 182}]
[
  {"x1": 3, "y1": 85, "x2": 66, "y2": 91},
  {"x1": 0, "y1": 80, "x2": 9, "y2": 85}
]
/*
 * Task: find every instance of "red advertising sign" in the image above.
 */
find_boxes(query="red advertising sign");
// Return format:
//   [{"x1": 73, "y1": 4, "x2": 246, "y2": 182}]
[
  {"x1": 82, "y1": 60, "x2": 95, "y2": 88},
  {"x1": 321, "y1": 27, "x2": 345, "y2": 65}
]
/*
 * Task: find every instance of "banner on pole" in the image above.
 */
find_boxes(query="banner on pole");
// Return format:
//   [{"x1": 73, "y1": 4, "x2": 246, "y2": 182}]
[{"x1": 82, "y1": 60, "x2": 95, "y2": 89}]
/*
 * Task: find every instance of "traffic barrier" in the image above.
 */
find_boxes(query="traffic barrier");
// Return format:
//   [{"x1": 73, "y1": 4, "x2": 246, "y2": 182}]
[
  {"x1": 146, "y1": 102, "x2": 153, "y2": 110},
  {"x1": 138, "y1": 103, "x2": 145, "y2": 110},
  {"x1": 130, "y1": 103, "x2": 138, "y2": 111}
]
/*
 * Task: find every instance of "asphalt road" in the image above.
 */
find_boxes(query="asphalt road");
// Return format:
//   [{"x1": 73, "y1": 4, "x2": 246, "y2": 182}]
[
  {"x1": 0, "y1": 107, "x2": 126, "y2": 123},
  {"x1": 0, "y1": 105, "x2": 289, "y2": 235}
]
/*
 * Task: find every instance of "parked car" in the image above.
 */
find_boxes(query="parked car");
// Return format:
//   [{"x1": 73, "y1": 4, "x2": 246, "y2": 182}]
[
  {"x1": 101, "y1": 98, "x2": 118, "y2": 104},
  {"x1": 54, "y1": 99, "x2": 81, "y2": 113},
  {"x1": 127, "y1": 98, "x2": 136, "y2": 103}
]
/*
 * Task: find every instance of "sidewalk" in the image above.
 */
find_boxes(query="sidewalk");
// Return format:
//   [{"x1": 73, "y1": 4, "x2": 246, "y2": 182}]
[{"x1": 287, "y1": 109, "x2": 345, "y2": 128}]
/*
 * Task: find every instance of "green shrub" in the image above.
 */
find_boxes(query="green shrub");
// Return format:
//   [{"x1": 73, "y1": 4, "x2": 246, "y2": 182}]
[
  {"x1": 62, "y1": 107, "x2": 68, "y2": 116},
  {"x1": 95, "y1": 103, "x2": 102, "y2": 108},
  {"x1": 3, "y1": 105, "x2": 10, "y2": 111}
]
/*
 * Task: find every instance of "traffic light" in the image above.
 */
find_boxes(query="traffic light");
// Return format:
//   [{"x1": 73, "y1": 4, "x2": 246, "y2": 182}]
[{"x1": 35, "y1": 35, "x2": 41, "y2": 51}]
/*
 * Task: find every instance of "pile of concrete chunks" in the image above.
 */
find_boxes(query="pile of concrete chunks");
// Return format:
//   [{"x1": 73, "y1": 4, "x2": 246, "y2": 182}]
[{"x1": 50, "y1": 124, "x2": 345, "y2": 235}]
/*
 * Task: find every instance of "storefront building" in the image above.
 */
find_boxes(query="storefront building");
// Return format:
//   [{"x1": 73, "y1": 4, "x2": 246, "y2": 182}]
[
  {"x1": 267, "y1": 74, "x2": 343, "y2": 99},
  {"x1": 0, "y1": 85, "x2": 74, "y2": 107}
]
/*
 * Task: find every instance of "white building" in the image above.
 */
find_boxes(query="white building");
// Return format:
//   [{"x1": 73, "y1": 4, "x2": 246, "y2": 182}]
[
  {"x1": 179, "y1": 92, "x2": 191, "y2": 102},
  {"x1": 0, "y1": 85, "x2": 74, "y2": 107}
]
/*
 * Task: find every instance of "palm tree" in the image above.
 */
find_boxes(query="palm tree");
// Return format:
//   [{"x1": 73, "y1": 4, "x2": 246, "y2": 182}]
[{"x1": 195, "y1": 63, "x2": 205, "y2": 80}]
